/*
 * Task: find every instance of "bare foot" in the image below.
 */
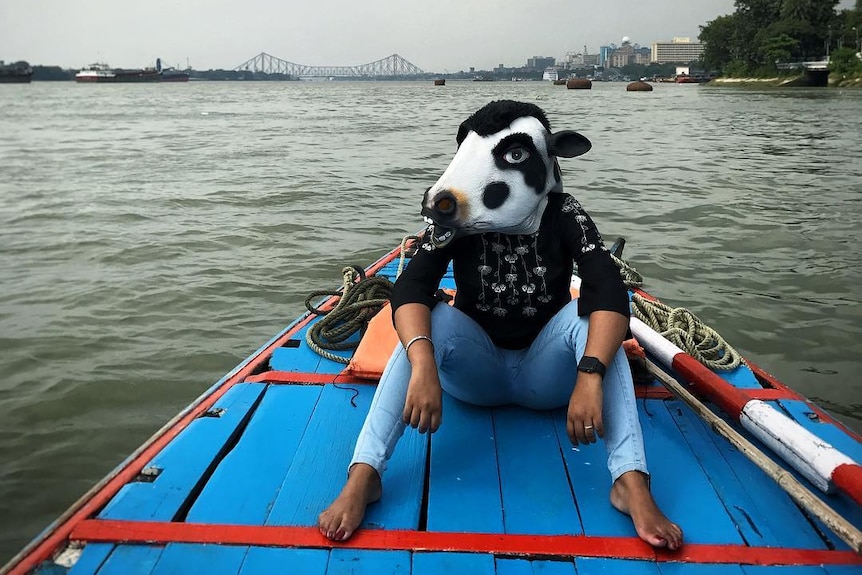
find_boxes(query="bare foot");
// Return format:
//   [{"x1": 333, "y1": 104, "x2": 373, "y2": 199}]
[
  {"x1": 610, "y1": 471, "x2": 683, "y2": 550},
  {"x1": 317, "y1": 463, "x2": 382, "y2": 541}
]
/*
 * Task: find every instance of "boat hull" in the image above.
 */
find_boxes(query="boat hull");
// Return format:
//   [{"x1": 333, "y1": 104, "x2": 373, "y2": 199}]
[{"x1": 2, "y1": 241, "x2": 861, "y2": 575}]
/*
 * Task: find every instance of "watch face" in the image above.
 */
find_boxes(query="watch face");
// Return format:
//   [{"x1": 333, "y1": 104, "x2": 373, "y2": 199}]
[{"x1": 578, "y1": 356, "x2": 604, "y2": 375}]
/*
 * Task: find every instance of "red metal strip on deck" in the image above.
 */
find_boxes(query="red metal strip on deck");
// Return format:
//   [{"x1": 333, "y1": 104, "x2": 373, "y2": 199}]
[
  {"x1": 70, "y1": 520, "x2": 862, "y2": 567},
  {"x1": 245, "y1": 371, "x2": 375, "y2": 386},
  {"x1": 240, "y1": 372, "x2": 804, "y2": 402},
  {"x1": 3, "y1": 246, "x2": 407, "y2": 575}
]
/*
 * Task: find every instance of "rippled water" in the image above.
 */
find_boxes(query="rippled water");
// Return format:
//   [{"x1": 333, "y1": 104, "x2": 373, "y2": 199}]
[{"x1": 1, "y1": 81, "x2": 860, "y2": 562}]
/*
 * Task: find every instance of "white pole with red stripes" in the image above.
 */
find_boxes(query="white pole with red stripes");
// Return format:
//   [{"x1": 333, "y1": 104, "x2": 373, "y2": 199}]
[
  {"x1": 629, "y1": 315, "x2": 862, "y2": 506},
  {"x1": 571, "y1": 274, "x2": 862, "y2": 506}
]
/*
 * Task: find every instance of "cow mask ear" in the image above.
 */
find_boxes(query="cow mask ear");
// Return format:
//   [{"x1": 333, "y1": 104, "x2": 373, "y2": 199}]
[{"x1": 548, "y1": 130, "x2": 592, "y2": 158}]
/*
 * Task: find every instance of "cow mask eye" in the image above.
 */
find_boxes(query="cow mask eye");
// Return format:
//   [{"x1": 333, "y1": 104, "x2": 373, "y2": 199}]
[{"x1": 503, "y1": 146, "x2": 530, "y2": 164}]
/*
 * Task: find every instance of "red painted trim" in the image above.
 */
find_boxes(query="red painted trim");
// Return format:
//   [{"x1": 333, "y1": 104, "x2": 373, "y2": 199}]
[
  {"x1": 634, "y1": 285, "x2": 862, "y2": 444},
  {"x1": 1, "y1": 246, "x2": 407, "y2": 575},
  {"x1": 671, "y1": 354, "x2": 750, "y2": 419},
  {"x1": 245, "y1": 371, "x2": 375, "y2": 386},
  {"x1": 69, "y1": 520, "x2": 862, "y2": 567},
  {"x1": 832, "y1": 463, "x2": 862, "y2": 508}
]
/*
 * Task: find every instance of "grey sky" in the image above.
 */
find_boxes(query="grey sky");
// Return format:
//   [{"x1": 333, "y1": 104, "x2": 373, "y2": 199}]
[{"x1": 0, "y1": 1, "x2": 853, "y2": 72}]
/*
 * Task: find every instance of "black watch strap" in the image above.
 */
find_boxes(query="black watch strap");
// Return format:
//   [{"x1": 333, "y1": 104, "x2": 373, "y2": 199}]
[{"x1": 577, "y1": 356, "x2": 607, "y2": 378}]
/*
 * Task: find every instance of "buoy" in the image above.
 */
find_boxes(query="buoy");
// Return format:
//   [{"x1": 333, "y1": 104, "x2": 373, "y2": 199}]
[
  {"x1": 627, "y1": 80, "x2": 653, "y2": 92},
  {"x1": 434, "y1": 79, "x2": 445, "y2": 86},
  {"x1": 566, "y1": 78, "x2": 592, "y2": 90}
]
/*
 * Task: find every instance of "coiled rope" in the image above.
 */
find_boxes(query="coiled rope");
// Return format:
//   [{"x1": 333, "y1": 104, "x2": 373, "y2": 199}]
[
  {"x1": 304, "y1": 266, "x2": 394, "y2": 364},
  {"x1": 611, "y1": 253, "x2": 744, "y2": 371}
]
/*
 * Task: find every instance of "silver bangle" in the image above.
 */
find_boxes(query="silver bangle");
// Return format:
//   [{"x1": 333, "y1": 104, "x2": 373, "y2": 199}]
[{"x1": 404, "y1": 335, "x2": 433, "y2": 355}]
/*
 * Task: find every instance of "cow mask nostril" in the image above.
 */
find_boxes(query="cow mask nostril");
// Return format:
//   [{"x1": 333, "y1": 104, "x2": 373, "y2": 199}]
[{"x1": 434, "y1": 193, "x2": 457, "y2": 216}]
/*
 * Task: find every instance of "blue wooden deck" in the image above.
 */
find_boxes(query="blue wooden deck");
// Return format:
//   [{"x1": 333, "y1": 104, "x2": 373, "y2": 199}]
[{"x1": 25, "y1": 259, "x2": 862, "y2": 575}]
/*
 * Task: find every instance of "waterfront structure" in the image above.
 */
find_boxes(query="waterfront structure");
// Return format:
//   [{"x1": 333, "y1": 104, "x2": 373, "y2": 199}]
[
  {"x1": 563, "y1": 52, "x2": 599, "y2": 68},
  {"x1": 651, "y1": 37, "x2": 704, "y2": 63},
  {"x1": 526, "y1": 56, "x2": 555, "y2": 70},
  {"x1": 234, "y1": 52, "x2": 424, "y2": 78},
  {"x1": 606, "y1": 39, "x2": 651, "y2": 68}
]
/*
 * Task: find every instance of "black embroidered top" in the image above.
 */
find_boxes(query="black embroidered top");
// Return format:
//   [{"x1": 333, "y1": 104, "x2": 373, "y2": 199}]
[{"x1": 390, "y1": 193, "x2": 630, "y2": 350}]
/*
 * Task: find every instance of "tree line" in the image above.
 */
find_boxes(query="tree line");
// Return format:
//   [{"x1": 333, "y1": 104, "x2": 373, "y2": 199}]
[{"x1": 699, "y1": 0, "x2": 862, "y2": 76}]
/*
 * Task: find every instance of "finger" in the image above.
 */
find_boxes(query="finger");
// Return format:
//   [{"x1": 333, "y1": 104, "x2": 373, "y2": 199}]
[
  {"x1": 566, "y1": 416, "x2": 578, "y2": 446},
  {"x1": 583, "y1": 424, "x2": 595, "y2": 444},
  {"x1": 576, "y1": 423, "x2": 588, "y2": 445},
  {"x1": 430, "y1": 410, "x2": 441, "y2": 433},
  {"x1": 418, "y1": 410, "x2": 430, "y2": 434},
  {"x1": 595, "y1": 417, "x2": 605, "y2": 439},
  {"x1": 402, "y1": 403, "x2": 413, "y2": 424},
  {"x1": 410, "y1": 407, "x2": 422, "y2": 429}
]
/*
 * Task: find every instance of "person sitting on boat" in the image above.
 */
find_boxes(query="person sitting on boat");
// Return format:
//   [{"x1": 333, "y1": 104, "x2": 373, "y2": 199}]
[{"x1": 318, "y1": 100, "x2": 683, "y2": 550}]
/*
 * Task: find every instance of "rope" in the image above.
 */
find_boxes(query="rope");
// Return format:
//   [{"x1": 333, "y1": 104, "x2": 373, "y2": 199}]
[
  {"x1": 631, "y1": 292, "x2": 744, "y2": 371},
  {"x1": 611, "y1": 253, "x2": 643, "y2": 288},
  {"x1": 304, "y1": 266, "x2": 394, "y2": 364},
  {"x1": 611, "y1": 251, "x2": 743, "y2": 370},
  {"x1": 396, "y1": 235, "x2": 422, "y2": 279}
]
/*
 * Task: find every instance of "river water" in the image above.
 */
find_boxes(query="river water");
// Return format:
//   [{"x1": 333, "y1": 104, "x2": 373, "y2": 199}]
[{"x1": 0, "y1": 80, "x2": 860, "y2": 562}]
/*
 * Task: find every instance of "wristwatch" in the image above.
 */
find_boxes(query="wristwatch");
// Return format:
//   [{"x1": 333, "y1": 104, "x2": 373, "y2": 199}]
[{"x1": 577, "y1": 356, "x2": 606, "y2": 378}]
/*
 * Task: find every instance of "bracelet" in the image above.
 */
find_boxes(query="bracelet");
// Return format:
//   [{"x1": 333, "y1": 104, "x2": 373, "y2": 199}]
[{"x1": 404, "y1": 335, "x2": 433, "y2": 356}]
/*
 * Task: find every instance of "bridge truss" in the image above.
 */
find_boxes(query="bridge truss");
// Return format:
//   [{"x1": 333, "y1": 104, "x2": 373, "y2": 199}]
[{"x1": 234, "y1": 52, "x2": 425, "y2": 78}]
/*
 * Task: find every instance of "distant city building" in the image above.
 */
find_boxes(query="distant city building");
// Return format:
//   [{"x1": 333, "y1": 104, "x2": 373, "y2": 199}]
[
  {"x1": 599, "y1": 45, "x2": 615, "y2": 68},
  {"x1": 526, "y1": 56, "x2": 555, "y2": 70},
  {"x1": 651, "y1": 37, "x2": 704, "y2": 63},
  {"x1": 605, "y1": 39, "x2": 651, "y2": 68},
  {"x1": 564, "y1": 52, "x2": 599, "y2": 68}
]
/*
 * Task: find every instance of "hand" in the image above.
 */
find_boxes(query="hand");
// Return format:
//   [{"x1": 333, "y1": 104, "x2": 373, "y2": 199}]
[
  {"x1": 566, "y1": 373, "x2": 604, "y2": 446},
  {"x1": 402, "y1": 363, "x2": 443, "y2": 434}
]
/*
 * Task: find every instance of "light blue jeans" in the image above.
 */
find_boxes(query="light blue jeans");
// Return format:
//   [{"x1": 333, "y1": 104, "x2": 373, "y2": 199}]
[{"x1": 351, "y1": 300, "x2": 648, "y2": 482}]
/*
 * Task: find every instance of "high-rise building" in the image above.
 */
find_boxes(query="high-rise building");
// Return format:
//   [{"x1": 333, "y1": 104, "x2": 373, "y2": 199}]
[
  {"x1": 651, "y1": 37, "x2": 704, "y2": 63},
  {"x1": 526, "y1": 56, "x2": 556, "y2": 70}
]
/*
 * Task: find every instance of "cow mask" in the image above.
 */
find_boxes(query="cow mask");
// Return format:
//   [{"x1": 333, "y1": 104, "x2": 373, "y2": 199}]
[{"x1": 421, "y1": 100, "x2": 591, "y2": 248}]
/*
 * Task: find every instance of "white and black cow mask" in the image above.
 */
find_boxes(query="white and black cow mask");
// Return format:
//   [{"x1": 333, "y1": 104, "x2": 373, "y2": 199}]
[{"x1": 422, "y1": 100, "x2": 591, "y2": 248}]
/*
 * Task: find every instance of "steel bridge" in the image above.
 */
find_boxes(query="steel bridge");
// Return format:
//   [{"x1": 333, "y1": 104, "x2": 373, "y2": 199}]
[{"x1": 234, "y1": 52, "x2": 424, "y2": 78}]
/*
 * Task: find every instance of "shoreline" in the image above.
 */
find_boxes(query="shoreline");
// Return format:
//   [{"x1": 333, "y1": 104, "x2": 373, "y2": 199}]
[{"x1": 709, "y1": 74, "x2": 862, "y2": 88}]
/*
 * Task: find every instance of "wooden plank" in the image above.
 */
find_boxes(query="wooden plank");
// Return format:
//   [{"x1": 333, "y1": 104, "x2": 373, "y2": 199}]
[
  {"x1": 717, "y1": 365, "x2": 762, "y2": 389},
  {"x1": 774, "y1": 400, "x2": 862, "y2": 549},
  {"x1": 493, "y1": 406, "x2": 581, "y2": 535},
  {"x1": 658, "y1": 564, "x2": 745, "y2": 574},
  {"x1": 238, "y1": 547, "x2": 328, "y2": 575},
  {"x1": 186, "y1": 385, "x2": 324, "y2": 524},
  {"x1": 638, "y1": 399, "x2": 746, "y2": 545},
  {"x1": 265, "y1": 384, "x2": 426, "y2": 530},
  {"x1": 96, "y1": 545, "x2": 164, "y2": 575},
  {"x1": 496, "y1": 557, "x2": 577, "y2": 574},
  {"x1": 426, "y1": 393, "x2": 503, "y2": 533},
  {"x1": 150, "y1": 543, "x2": 247, "y2": 575},
  {"x1": 270, "y1": 322, "x2": 355, "y2": 374},
  {"x1": 552, "y1": 403, "x2": 647, "y2": 538},
  {"x1": 98, "y1": 384, "x2": 266, "y2": 521},
  {"x1": 667, "y1": 399, "x2": 827, "y2": 548},
  {"x1": 573, "y1": 557, "x2": 660, "y2": 575},
  {"x1": 822, "y1": 566, "x2": 862, "y2": 575},
  {"x1": 742, "y1": 567, "x2": 829, "y2": 575},
  {"x1": 326, "y1": 549, "x2": 410, "y2": 575},
  {"x1": 412, "y1": 551, "x2": 495, "y2": 574},
  {"x1": 64, "y1": 543, "x2": 112, "y2": 575}
]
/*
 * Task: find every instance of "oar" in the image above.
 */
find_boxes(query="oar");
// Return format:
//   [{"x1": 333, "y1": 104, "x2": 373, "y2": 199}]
[
  {"x1": 570, "y1": 274, "x2": 862, "y2": 507},
  {"x1": 644, "y1": 357, "x2": 862, "y2": 555},
  {"x1": 628, "y1": 311, "x2": 862, "y2": 508}
]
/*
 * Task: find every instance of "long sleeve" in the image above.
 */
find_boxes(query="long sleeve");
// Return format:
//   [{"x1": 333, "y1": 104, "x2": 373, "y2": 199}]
[
  {"x1": 559, "y1": 195, "x2": 630, "y2": 318},
  {"x1": 389, "y1": 231, "x2": 453, "y2": 320}
]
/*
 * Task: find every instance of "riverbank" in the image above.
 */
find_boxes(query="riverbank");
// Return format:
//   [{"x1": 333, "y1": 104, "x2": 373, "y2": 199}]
[{"x1": 709, "y1": 73, "x2": 862, "y2": 88}]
